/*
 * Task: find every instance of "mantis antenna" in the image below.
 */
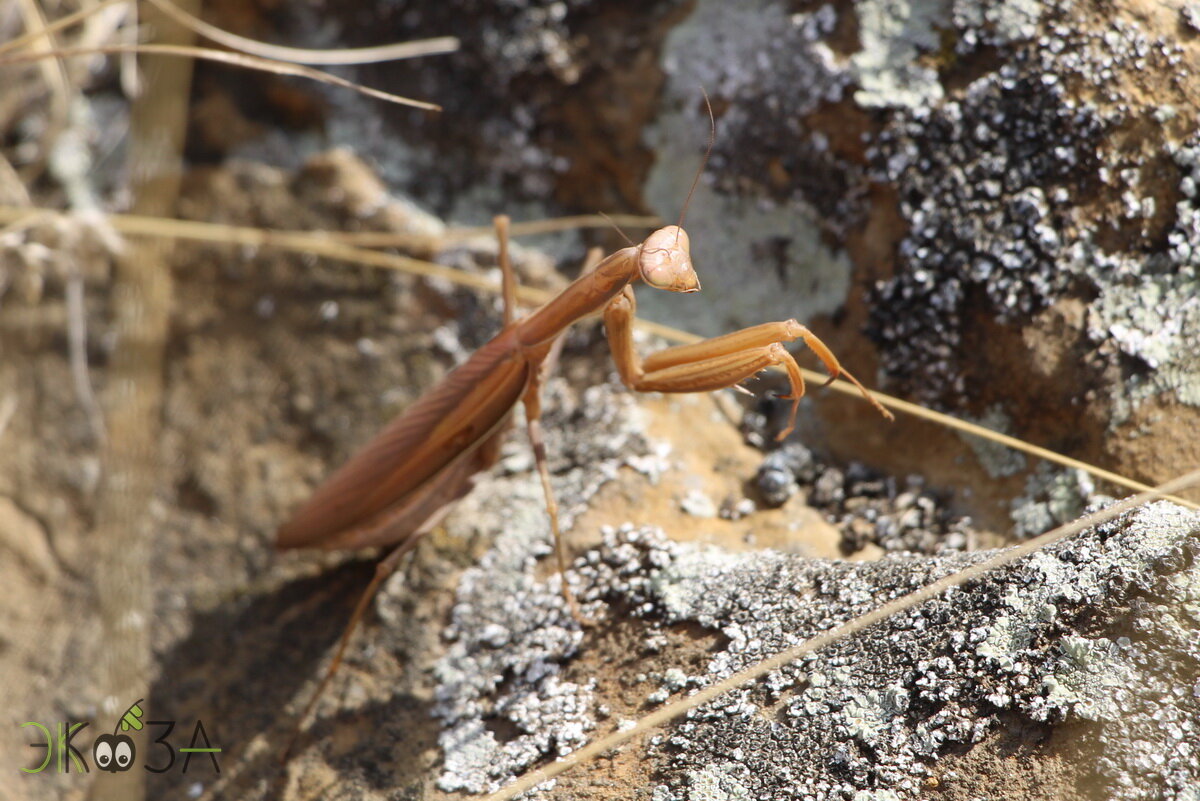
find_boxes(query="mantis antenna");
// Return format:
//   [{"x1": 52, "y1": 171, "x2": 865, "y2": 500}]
[
  {"x1": 674, "y1": 88, "x2": 717, "y2": 244},
  {"x1": 598, "y1": 210, "x2": 636, "y2": 247}
]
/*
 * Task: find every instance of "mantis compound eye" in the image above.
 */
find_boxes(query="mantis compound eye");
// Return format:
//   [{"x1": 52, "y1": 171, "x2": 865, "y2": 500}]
[{"x1": 639, "y1": 226, "x2": 700, "y2": 293}]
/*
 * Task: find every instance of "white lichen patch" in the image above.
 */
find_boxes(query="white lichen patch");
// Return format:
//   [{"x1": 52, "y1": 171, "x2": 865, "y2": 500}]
[
  {"x1": 1083, "y1": 139, "x2": 1200, "y2": 420},
  {"x1": 961, "y1": 405, "x2": 1028, "y2": 478},
  {"x1": 953, "y1": 0, "x2": 1043, "y2": 43},
  {"x1": 1042, "y1": 636, "x2": 1137, "y2": 722},
  {"x1": 432, "y1": 496, "x2": 1199, "y2": 799},
  {"x1": 843, "y1": 684, "x2": 910, "y2": 744},
  {"x1": 667, "y1": 763, "x2": 755, "y2": 801},
  {"x1": 854, "y1": 791, "x2": 904, "y2": 801},
  {"x1": 431, "y1": 475, "x2": 594, "y2": 794},
  {"x1": 425, "y1": 377, "x2": 654, "y2": 794},
  {"x1": 1010, "y1": 462, "x2": 1106, "y2": 538},
  {"x1": 649, "y1": 544, "x2": 754, "y2": 627},
  {"x1": 852, "y1": 0, "x2": 948, "y2": 109}
]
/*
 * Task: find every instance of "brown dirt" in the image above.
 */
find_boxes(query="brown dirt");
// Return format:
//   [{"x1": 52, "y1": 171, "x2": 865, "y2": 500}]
[
  {"x1": 934, "y1": 717, "x2": 1089, "y2": 801},
  {"x1": 567, "y1": 392, "x2": 853, "y2": 561},
  {"x1": 1, "y1": 152, "x2": 498, "y2": 800}
]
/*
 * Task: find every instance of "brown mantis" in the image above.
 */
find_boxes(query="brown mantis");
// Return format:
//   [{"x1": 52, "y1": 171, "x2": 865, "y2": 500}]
[{"x1": 276, "y1": 128, "x2": 895, "y2": 753}]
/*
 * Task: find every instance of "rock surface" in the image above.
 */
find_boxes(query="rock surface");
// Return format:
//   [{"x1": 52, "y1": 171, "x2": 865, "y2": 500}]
[
  {"x1": 428, "y1": 487, "x2": 1200, "y2": 800},
  {"x1": 3, "y1": 1, "x2": 1200, "y2": 799}
]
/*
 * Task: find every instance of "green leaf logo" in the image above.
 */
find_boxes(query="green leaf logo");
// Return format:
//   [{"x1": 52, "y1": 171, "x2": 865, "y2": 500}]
[{"x1": 118, "y1": 701, "x2": 144, "y2": 732}]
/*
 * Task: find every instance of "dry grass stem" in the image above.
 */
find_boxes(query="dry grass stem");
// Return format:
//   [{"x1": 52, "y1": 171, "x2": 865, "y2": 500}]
[
  {"x1": 143, "y1": 0, "x2": 458, "y2": 65},
  {"x1": 0, "y1": 0, "x2": 126, "y2": 58},
  {"x1": 13, "y1": 0, "x2": 73, "y2": 180},
  {"x1": 0, "y1": 43, "x2": 442, "y2": 111}
]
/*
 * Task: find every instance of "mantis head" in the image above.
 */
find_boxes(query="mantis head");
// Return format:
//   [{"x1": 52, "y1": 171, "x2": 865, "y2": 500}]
[{"x1": 638, "y1": 225, "x2": 700, "y2": 293}]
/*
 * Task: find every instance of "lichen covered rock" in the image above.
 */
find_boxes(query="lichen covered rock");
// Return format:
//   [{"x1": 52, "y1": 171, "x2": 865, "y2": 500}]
[{"x1": 435, "y1": 498, "x2": 1200, "y2": 799}]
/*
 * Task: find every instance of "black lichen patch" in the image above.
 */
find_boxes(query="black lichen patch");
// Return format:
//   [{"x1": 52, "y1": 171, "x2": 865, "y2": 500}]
[
  {"x1": 863, "y1": 1, "x2": 1200, "y2": 416},
  {"x1": 755, "y1": 441, "x2": 974, "y2": 555},
  {"x1": 867, "y1": 47, "x2": 1104, "y2": 406}
]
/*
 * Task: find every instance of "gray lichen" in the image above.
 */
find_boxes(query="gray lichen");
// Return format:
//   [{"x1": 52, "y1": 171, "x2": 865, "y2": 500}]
[
  {"x1": 961, "y1": 406, "x2": 1028, "y2": 479},
  {"x1": 652, "y1": 763, "x2": 755, "y2": 801},
  {"x1": 434, "y1": 499, "x2": 1200, "y2": 799},
  {"x1": 1084, "y1": 138, "x2": 1200, "y2": 418},
  {"x1": 641, "y1": 0, "x2": 856, "y2": 336},
  {"x1": 952, "y1": 0, "x2": 1043, "y2": 44},
  {"x1": 431, "y1": 474, "x2": 592, "y2": 795},
  {"x1": 423, "y1": 380, "x2": 652, "y2": 794},
  {"x1": 1010, "y1": 461, "x2": 1106, "y2": 538},
  {"x1": 626, "y1": 502, "x2": 1200, "y2": 799},
  {"x1": 852, "y1": 0, "x2": 947, "y2": 110}
]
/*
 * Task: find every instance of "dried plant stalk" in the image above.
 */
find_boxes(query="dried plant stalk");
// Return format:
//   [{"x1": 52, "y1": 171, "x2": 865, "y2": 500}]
[{"x1": 85, "y1": 3, "x2": 199, "y2": 801}]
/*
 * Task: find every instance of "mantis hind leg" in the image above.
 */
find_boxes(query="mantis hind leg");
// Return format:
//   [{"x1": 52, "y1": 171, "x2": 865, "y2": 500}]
[
  {"x1": 281, "y1": 438, "x2": 503, "y2": 760},
  {"x1": 521, "y1": 372, "x2": 591, "y2": 625},
  {"x1": 281, "y1": 533, "x2": 418, "y2": 762}
]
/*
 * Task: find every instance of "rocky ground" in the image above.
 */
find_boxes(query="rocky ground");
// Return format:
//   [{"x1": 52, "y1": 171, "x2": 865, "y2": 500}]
[{"x1": 2, "y1": 1, "x2": 1199, "y2": 800}]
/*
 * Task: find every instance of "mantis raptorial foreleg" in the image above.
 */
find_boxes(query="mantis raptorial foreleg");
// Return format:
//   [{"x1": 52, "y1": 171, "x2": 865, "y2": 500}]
[{"x1": 603, "y1": 285, "x2": 893, "y2": 441}]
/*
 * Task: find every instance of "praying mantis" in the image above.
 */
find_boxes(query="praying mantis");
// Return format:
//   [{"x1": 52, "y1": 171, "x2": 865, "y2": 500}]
[{"x1": 275, "y1": 120, "x2": 895, "y2": 752}]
